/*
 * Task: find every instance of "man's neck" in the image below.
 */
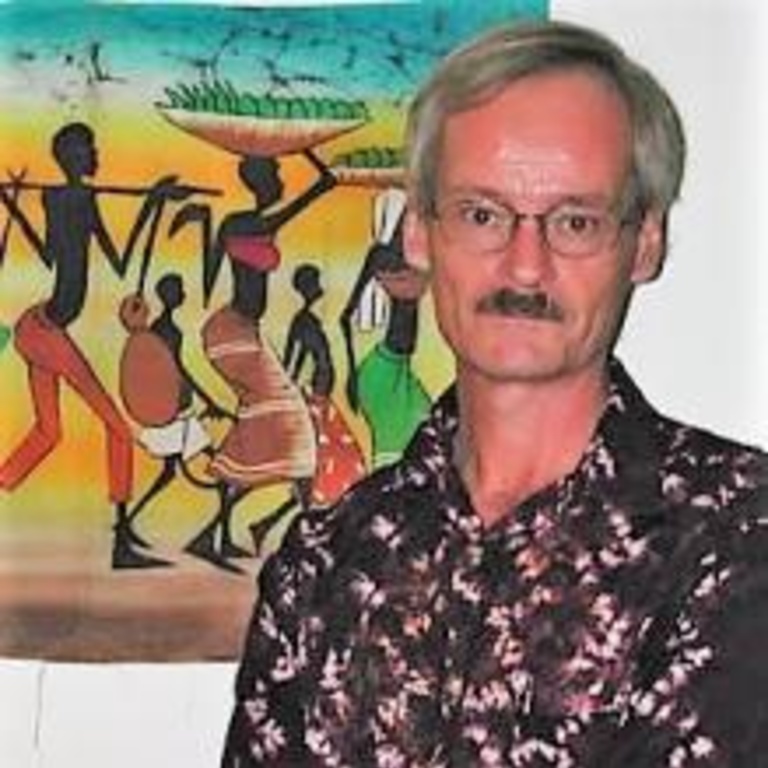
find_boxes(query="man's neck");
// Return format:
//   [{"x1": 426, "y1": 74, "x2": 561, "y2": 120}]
[{"x1": 455, "y1": 365, "x2": 609, "y2": 527}]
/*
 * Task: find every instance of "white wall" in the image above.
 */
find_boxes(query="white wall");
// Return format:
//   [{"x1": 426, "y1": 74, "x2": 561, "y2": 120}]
[
  {"x1": 0, "y1": 661, "x2": 234, "y2": 768},
  {"x1": 1, "y1": 2, "x2": 765, "y2": 766}
]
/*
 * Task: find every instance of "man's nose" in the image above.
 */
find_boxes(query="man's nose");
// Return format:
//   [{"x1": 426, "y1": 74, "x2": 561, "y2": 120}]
[{"x1": 499, "y1": 215, "x2": 554, "y2": 287}]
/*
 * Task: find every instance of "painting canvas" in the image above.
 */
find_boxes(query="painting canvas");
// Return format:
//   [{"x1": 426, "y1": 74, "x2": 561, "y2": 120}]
[{"x1": 0, "y1": 0, "x2": 548, "y2": 661}]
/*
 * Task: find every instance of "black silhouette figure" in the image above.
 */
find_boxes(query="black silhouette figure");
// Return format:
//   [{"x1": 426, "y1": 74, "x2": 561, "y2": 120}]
[
  {"x1": 249, "y1": 263, "x2": 367, "y2": 557},
  {"x1": 170, "y1": 150, "x2": 336, "y2": 572},
  {"x1": 340, "y1": 188, "x2": 431, "y2": 469},
  {"x1": 119, "y1": 273, "x2": 231, "y2": 565},
  {"x1": 0, "y1": 121, "x2": 183, "y2": 569}
]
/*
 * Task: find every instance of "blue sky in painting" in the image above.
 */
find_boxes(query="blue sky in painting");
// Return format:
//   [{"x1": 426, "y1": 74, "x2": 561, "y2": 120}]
[{"x1": 0, "y1": 1, "x2": 548, "y2": 107}]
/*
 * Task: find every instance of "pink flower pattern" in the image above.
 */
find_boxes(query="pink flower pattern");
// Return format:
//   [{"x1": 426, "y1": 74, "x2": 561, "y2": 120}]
[{"x1": 223, "y1": 360, "x2": 768, "y2": 767}]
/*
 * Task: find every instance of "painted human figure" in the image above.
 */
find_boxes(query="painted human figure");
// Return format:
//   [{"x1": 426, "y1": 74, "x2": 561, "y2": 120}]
[
  {"x1": 117, "y1": 272, "x2": 230, "y2": 567},
  {"x1": 173, "y1": 149, "x2": 336, "y2": 571},
  {"x1": 0, "y1": 121, "x2": 178, "y2": 568},
  {"x1": 340, "y1": 187, "x2": 431, "y2": 468},
  {"x1": 249, "y1": 263, "x2": 366, "y2": 557}
]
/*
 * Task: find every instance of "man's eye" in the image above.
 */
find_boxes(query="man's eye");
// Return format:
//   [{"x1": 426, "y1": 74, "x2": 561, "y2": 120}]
[
  {"x1": 460, "y1": 203, "x2": 502, "y2": 228},
  {"x1": 552, "y1": 211, "x2": 604, "y2": 235}
]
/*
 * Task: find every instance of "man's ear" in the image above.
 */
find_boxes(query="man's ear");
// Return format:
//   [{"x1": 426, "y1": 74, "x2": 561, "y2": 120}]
[
  {"x1": 403, "y1": 208, "x2": 432, "y2": 273},
  {"x1": 631, "y1": 210, "x2": 667, "y2": 284}
]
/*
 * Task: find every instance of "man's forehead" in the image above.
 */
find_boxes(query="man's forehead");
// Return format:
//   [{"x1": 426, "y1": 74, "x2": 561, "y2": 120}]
[
  {"x1": 438, "y1": 145, "x2": 628, "y2": 203},
  {"x1": 438, "y1": 74, "x2": 632, "y2": 200}
]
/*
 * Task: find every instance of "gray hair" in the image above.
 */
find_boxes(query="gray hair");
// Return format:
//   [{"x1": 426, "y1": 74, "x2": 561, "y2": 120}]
[{"x1": 405, "y1": 19, "x2": 685, "y2": 218}]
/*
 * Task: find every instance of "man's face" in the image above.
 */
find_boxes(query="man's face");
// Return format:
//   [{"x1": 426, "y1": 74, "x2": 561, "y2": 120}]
[{"x1": 405, "y1": 69, "x2": 664, "y2": 387}]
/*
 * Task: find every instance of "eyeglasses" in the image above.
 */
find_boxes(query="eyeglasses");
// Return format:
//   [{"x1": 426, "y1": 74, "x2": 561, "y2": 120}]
[{"x1": 432, "y1": 196, "x2": 636, "y2": 259}]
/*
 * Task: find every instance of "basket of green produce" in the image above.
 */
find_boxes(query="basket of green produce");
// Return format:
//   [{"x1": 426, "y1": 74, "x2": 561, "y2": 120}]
[
  {"x1": 156, "y1": 80, "x2": 369, "y2": 156},
  {"x1": 330, "y1": 145, "x2": 405, "y2": 188}
]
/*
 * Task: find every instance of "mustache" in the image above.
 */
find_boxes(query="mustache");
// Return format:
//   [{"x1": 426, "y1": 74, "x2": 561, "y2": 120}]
[{"x1": 475, "y1": 289, "x2": 564, "y2": 322}]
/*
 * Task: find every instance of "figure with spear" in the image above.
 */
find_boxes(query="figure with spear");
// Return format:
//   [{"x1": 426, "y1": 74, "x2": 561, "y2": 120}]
[{"x1": 0, "y1": 121, "x2": 215, "y2": 568}]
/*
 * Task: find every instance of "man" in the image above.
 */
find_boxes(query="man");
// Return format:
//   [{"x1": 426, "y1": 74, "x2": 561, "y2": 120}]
[{"x1": 222, "y1": 20, "x2": 768, "y2": 766}]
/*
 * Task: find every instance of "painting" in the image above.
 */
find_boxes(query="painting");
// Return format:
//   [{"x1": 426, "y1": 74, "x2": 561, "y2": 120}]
[{"x1": 0, "y1": 0, "x2": 548, "y2": 661}]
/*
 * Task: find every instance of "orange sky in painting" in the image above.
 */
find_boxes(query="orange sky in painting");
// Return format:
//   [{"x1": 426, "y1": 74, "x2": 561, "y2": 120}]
[{"x1": 0, "y1": 101, "x2": 452, "y2": 537}]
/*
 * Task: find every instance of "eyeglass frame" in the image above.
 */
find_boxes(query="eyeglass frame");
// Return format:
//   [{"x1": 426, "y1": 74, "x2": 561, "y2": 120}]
[{"x1": 427, "y1": 191, "x2": 643, "y2": 259}]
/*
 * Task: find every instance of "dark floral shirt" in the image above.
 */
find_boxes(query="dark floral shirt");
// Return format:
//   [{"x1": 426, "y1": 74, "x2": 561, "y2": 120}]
[{"x1": 223, "y1": 361, "x2": 768, "y2": 767}]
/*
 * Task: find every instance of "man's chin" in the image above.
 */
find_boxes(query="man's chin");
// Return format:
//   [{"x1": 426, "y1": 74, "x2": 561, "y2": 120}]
[{"x1": 459, "y1": 353, "x2": 568, "y2": 386}]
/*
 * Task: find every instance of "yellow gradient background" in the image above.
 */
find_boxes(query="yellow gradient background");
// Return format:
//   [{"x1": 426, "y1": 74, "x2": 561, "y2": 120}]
[{"x1": 0, "y1": 99, "x2": 452, "y2": 548}]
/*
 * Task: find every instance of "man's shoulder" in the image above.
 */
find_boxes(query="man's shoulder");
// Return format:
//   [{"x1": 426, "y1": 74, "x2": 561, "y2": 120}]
[
  {"x1": 607, "y1": 381, "x2": 768, "y2": 544},
  {"x1": 652, "y1": 413, "x2": 768, "y2": 492},
  {"x1": 638, "y1": 413, "x2": 768, "y2": 554},
  {"x1": 610, "y1": 361, "x2": 767, "y2": 496}
]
